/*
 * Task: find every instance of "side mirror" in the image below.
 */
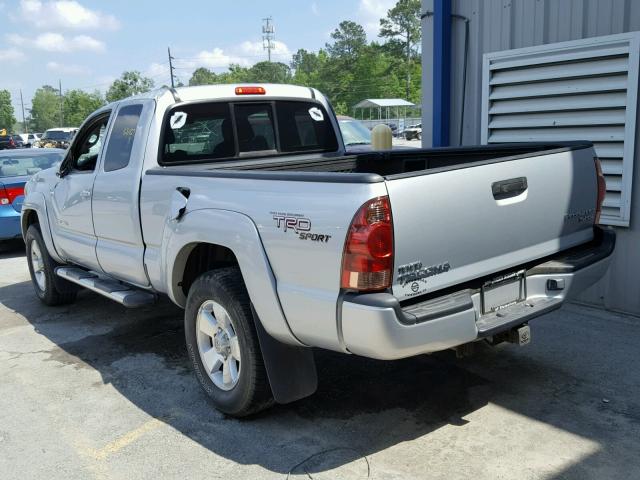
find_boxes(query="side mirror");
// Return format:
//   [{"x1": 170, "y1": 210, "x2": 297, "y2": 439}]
[{"x1": 57, "y1": 154, "x2": 72, "y2": 178}]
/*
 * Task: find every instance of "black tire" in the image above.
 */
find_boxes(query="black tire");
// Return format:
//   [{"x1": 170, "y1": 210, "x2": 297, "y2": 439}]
[
  {"x1": 25, "y1": 224, "x2": 77, "y2": 306},
  {"x1": 416, "y1": 132, "x2": 422, "y2": 141},
  {"x1": 184, "y1": 267, "x2": 273, "y2": 417}
]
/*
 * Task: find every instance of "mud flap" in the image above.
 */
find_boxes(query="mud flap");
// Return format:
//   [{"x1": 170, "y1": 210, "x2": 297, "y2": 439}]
[{"x1": 251, "y1": 305, "x2": 318, "y2": 404}]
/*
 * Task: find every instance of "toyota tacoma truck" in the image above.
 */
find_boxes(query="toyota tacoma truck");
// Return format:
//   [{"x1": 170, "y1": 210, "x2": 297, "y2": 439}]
[{"x1": 21, "y1": 84, "x2": 615, "y2": 417}]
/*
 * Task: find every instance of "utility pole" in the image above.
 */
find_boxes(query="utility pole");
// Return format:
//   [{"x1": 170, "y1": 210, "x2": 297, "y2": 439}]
[
  {"x1": 19, "y1": 89, "x2": 27, "y2": 133},
  {"x1": 168, "y1": 47, "x2": 176, "y2": 88},
  {"x1": 58, "y1": 80, "x2": 63, "y2": 126},
  {"x1": 262, "y1": 17, "x2": 275, "y2": 62}
]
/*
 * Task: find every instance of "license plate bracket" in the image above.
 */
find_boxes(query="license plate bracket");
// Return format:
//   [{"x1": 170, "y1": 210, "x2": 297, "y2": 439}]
[{"x1": 481, "y1": 270, "x2": 526, "y2": 315}]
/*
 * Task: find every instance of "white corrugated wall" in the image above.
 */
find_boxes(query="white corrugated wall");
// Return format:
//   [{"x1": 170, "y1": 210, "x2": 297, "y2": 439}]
[{"x1": 421, "y1": 0, "x2": 640, "y2": 315}]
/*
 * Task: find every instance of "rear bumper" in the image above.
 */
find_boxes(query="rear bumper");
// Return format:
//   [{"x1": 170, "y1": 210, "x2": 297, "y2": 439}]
[
  {"x1": 0, "y1": 205, "x2": 22, "y2": 241},
  {"x1": 340, "y1": 227, "x2": 615, "y2": 360}
]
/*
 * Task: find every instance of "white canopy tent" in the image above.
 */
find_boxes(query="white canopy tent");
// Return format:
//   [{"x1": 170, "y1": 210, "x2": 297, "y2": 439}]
[{"x1": 352, "y1": 98, "x2": 416, "y2": 121}]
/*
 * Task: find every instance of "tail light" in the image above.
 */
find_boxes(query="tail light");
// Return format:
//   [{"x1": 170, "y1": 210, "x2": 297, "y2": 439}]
[
  {"x1": 0, "y1": 186, "x2": 24, "y2": 205},
  {"x1": 9, "y1": 137, "x2": 15, "y2": 148},
  {"x1": 341, "y1": 196, "x2": 394, "y2": 291},
  {"x1": 594, "y1": 156, "x2": 606, "y2": 224}
]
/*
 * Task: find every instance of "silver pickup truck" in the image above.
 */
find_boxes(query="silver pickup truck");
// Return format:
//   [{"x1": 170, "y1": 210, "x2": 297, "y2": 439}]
[{"x1": 21, "y1": 84, "x2": 615, "y2": 417}]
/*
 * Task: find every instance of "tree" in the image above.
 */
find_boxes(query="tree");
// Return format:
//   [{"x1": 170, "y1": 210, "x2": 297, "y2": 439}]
[
  {"x1": 189, "y1": 67, "x2": 218, "y2": 86},
  {"x1": 379, "y1": 0, "x2": 421, "y2": 99},
  {"x1": 0, "y1": 90, "x2": 17, "y2": 132},
  {"x1": 31, "y1": 85, "x2": 61, "y2": 131},
  {"x1": 106, "y1": 71, "x2": 154, "y2": 102},
  {"x1": 63, "y1": 90, "x2": 105, "y2": 126},
  {"x1": 246, "y1": 62, "x2": 292, "y2": 83},
  {"x1": 326, "y1": 21, "x2": 367, "y2": 60}
]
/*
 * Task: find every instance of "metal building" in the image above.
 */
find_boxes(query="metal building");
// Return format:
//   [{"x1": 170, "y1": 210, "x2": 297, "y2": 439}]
[{"x1": 421, "y1": 0, "x2": 640, "y2": 315}]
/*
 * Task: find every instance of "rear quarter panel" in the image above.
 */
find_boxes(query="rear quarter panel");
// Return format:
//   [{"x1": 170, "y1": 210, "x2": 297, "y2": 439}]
[{"x1": 140, "y1": 173, "x2": 387, "y2": 351}]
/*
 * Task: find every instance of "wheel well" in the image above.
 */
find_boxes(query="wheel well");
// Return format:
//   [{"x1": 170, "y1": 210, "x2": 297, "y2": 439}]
[
  {"x1": 180, "y1": 243, "x2": 239, "y2": 297},
  {"x1": 22, "y1": 209, "x2": 39, "y2": 234}
]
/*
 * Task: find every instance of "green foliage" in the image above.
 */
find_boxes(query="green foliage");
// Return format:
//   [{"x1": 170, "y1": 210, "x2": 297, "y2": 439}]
[
  {"x1": 189, "y1": 61, "x2": 292, "y2": 86},
  {"x1": 245, "y1": 61, "x2": 292, "y2": 83},
  {"x1": 326, "y1": 21, "x2": 367, "y2": 60},
  {"x1": 63, "y1": 90, "x2": 105, "y2": 126},
  {"x1": 31, "y1": 86, "x2": 61, "y2": 131},
  {"x1": 187, "y1": 0, "x2": 422, "y2": 111},
  {"x1": 0, "y1": 90, "x2": 17, "y2": 132},
  {"x1": 106, "y1": 71, "x2": 155, "y2": 102},
  {"x1": 379, "y1": 0, "x2": 421, "y2": 99},
  {"x1": 379, "y1": 0, "x2": 421, "y2": 54}
]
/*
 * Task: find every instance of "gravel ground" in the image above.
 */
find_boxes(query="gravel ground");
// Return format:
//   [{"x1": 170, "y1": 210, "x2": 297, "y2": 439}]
[{"x1": 0, "y1": 241, "x2": 639, "y2": 480}]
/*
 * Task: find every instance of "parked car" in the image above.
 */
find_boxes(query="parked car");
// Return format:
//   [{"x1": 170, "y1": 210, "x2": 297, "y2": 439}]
[
  {"x1": 0, "y1": 134, "x2": 18, "y2": 150},
  {"x1": 383, "y1": 122, "x2": 399, "y2": 136},
  {"x1": 35, "y1": 128, "x2": 78, "y2": 149},
  {"x1": 404, "y1": 123, "x2": 422, "y2": 140},
  {"x1": 16, "y1": 133, "x2": 41, "y2": 148},
  {"x1": 11, "y1": 135, "x2": 24, "y2": 148},
  {"x1": 338, "y1": 116, "x2": 417, "y2": 151},
  {"x1": 22, "y1": 84, "x2": 613, "y2": 417},
  {"x1": 337, "y1": 115, "x2": 372, "y2": 151},
  {"x1": 0, "y1": 149, "x2": 65, "y2": 242}
]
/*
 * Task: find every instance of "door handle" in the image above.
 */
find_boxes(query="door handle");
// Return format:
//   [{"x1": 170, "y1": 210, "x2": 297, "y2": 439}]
[
  {"x1": 80, "y1": 189, "x2": 91, "y2": 198},
  {"x1": 492, "y1": 177, "x2": 527, "y2": 200}
]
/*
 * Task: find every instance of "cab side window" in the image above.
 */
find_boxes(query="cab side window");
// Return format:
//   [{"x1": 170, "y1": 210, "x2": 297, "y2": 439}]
[
  {"x1": 104, "y1": 104, "x2": 143, "y2": 172},
  {"x1": 72, "y1": 115, "x2": 110, "y2": 172}
]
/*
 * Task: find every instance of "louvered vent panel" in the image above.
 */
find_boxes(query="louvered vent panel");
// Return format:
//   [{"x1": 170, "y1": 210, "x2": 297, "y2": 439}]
[{"x1": 482, "y1": 33, "x2": 640, "y2": 226}]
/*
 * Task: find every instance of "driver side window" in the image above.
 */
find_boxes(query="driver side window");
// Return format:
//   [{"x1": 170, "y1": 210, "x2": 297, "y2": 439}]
[{"x1": 72, "y1": 115, "x2": 110, "y2": 172}]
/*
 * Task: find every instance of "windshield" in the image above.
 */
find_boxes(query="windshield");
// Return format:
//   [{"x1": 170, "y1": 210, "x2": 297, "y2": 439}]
[
  {"x1": 43, "y1": 130, "x2": 73, "y2": 141},
  {"x1": 0, "y1": 152, "x2": 64, "y2": 177},
  {"x1": 339, "y1": 119, "x2": 371, "y2": 145}
]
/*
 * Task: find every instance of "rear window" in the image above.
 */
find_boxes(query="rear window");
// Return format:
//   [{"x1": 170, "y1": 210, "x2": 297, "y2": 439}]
[
  {"x1": 43, "y1": 130, "x2": 73, "y2": 141},
  {"x1": 161, "y1": 100, "x2": 338, "y2": 164},
  {"x1": 0, "y1": 152, "x2": 64, "y2": 177}
]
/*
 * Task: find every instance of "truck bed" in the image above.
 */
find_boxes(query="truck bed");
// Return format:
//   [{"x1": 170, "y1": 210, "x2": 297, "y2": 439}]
[
  {"x1": 146, "y1": 140, "x2": 597, "y2": 302},
  {"x1": 148, "y1": 141, "x2": 593, "y2": 181}
]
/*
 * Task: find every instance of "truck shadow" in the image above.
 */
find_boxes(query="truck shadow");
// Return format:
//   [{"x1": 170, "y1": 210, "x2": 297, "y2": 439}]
[{"x1": 1, "y1": 280, "x2": 637, "y2": 477}]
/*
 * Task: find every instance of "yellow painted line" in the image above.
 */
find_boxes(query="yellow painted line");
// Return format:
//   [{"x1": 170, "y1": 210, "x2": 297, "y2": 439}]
[{"x1": 92, "y1": 418, "x2": 165, "y2": 460}]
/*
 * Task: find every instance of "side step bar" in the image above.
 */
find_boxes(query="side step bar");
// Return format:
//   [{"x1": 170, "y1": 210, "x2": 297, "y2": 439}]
[{"x1": 55, "y1": 267, "x2": 156, "y2": 308}]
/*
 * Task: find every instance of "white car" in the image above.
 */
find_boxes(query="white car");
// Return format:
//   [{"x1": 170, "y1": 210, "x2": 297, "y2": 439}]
[
  {"x1": 36, "y1": 128, "x2": 78, "y2": 148},
  {"x1": 404, "y1": 123, "x2": 422, "y2": 140},
  {"x1": 16, "y1": 133, "x2": 40, "y2": 147}
]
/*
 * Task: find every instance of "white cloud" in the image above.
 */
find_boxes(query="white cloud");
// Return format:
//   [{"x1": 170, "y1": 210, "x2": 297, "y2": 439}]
[
  {"x1": 238, "y1": 40, "x2": 291, "y2": 59},
  {"x1": 46, "y1": 61, "x2": 90, "y2": 75},
  {"x1": 357, "y1": 0, "x2": 395, "y2": 37},
  {"x1": 311, "y1": 2, "x2": 319, "y2": 15},
  {"x1": 16, "y1": 0, "x2": 119, "y2": 30},
  {"x1": 145, "y1": 39, "x2": 294, "y2": 86},
  {"x1": 0, "y1": 48, "x2": 26, "y2": 62},
  {"x1": 7, "y1": 32, "x2": 105, "y2": 52}
]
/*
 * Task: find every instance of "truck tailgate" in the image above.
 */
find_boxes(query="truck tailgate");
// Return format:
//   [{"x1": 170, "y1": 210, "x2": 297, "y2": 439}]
[{"x1": 387, "y1": 146, "x2": 597, "y2": 301}]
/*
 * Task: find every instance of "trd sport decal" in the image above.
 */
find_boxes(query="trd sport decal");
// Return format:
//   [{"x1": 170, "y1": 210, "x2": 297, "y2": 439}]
[{"x1": 271, "y1": 212, "x2": 332, "y2": 243}]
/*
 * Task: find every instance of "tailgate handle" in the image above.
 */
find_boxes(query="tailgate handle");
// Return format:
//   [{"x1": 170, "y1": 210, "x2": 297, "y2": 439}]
[{"x1": 492, "y1": 177, "x2": 528, "y2": 199}]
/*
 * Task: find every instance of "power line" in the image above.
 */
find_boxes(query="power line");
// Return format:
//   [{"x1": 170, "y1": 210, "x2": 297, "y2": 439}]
[{"x1": 262, "y1": 16, "x2": 275, "y2": 62}]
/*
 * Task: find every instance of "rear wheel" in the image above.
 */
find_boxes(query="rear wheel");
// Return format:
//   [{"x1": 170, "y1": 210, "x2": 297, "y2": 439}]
[
  {"x1": 25, "y1": 225, "x2": 77, "y2": 306},
  {"x1": 184, "y1": 267, "x2": 273, "y2": 417}
]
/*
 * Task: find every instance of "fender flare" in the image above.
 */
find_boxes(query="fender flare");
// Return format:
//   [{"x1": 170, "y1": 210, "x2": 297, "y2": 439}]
[
  {"x1": 21, "y1": 192, "x2": 65, "y2": 264},
  {"x1": 162, "y1": 208, "x2": 303, "y2": 347}
]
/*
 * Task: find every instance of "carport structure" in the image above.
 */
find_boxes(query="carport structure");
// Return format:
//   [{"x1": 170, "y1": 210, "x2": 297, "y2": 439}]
[{"x1": 352, "y1": 98, "x2": 416, "y2": 121}]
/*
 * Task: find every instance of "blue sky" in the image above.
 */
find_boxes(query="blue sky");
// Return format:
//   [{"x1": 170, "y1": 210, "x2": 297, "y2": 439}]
[{"x1": 0, "y1": 0, "x2": 396, "y2": 119}]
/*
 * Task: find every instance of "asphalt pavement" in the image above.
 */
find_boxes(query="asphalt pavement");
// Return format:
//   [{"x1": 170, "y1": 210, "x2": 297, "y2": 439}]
[{"x1": 1, "y1": 242, "x2": 639, "y2": 480}]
